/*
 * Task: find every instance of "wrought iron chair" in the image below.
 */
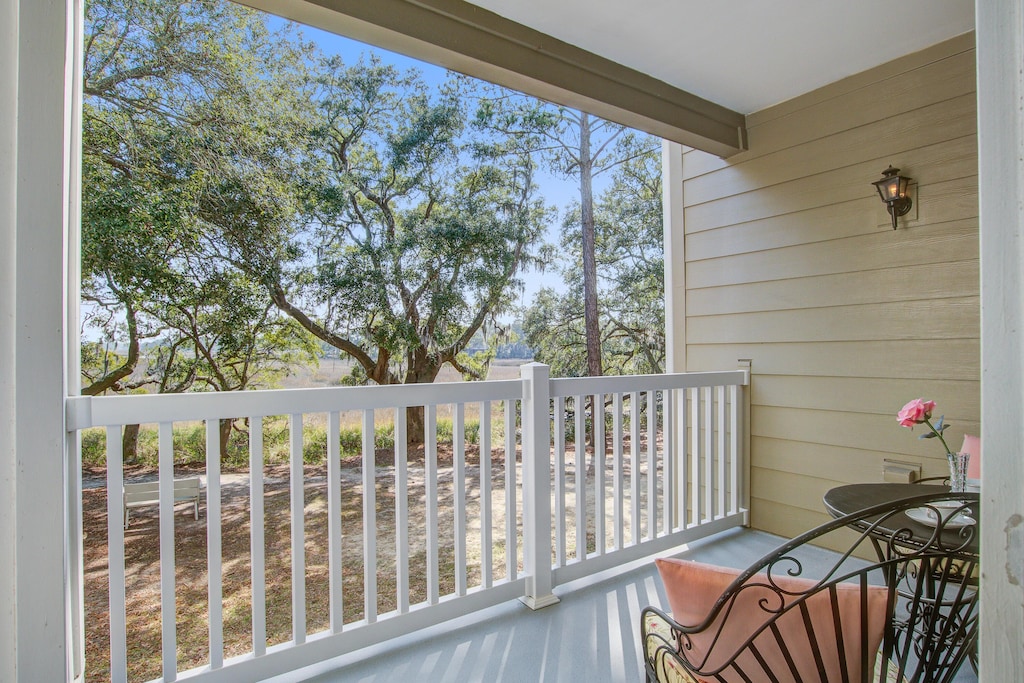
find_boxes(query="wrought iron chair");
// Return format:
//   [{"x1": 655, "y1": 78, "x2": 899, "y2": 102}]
[{"x1": 641, "y1": 492, "x2": 978, "y2": 683}]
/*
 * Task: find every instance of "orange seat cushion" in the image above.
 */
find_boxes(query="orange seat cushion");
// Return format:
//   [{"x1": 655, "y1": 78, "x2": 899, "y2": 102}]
[{"x1": 656, "y1": 558, "x2": 888, "y2": 683}]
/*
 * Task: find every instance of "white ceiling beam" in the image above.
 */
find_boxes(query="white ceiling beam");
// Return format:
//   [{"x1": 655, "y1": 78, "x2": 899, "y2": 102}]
[{"x1": 239, "y1": 0, "x2": 747, "y2": 157}]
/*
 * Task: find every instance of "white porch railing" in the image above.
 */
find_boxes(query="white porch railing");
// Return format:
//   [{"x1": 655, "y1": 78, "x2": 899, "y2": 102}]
[{"x1": 66, "y1": 363, "x2": 749, "y2": 683}]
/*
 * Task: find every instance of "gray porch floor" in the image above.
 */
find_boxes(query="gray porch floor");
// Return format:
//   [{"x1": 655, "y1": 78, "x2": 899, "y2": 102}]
[{"x1": 267, "y1": 528, "x2": 977, "y2": 683}]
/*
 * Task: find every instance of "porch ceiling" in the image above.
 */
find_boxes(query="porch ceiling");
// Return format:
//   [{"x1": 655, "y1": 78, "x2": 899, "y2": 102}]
[{"x1": 464, "y1": 0, "x2": 975, "y2": 114}]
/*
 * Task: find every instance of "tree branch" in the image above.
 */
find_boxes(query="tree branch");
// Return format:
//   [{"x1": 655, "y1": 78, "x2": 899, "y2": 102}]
[
  {"x1": 268, "y1": 279, "x2": 382, "y2": 377},
  {"x1": 81, "y1": 300, "x2": 142, "y2": 396}
]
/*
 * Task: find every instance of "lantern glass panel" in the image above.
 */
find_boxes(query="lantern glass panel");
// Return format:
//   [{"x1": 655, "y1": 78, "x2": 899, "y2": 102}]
[
  {"x1": 874, "y1": 177, "x2": 898, "y2": 202},
  {"x1": 897, "y1": 176, "x2": 909, "y2": 199}
]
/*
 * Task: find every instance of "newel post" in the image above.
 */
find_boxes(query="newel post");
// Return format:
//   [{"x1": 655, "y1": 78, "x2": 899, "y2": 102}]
[
  {"x1": 519, "y1": 362, "x2": 559, "y2": 610},
  {"x1": 738, "y1": 359, "x2": 752, "y2": 525}
]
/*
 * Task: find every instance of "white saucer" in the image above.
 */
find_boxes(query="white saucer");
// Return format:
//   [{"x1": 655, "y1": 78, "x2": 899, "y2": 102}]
[{"x1": 906, "y1": 506, "x2": 976, "y2": 529}]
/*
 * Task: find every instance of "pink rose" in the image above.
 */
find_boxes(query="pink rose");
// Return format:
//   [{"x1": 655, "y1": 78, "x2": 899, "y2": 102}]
[{"x1": 897, "y1": 398, "x2": 935, "y2": 427}]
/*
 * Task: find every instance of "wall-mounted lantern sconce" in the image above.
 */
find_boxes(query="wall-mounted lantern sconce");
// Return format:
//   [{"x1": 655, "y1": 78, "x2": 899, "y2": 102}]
[{"x1": 872, "y1": 165, "x2": 913, "y2": 230}]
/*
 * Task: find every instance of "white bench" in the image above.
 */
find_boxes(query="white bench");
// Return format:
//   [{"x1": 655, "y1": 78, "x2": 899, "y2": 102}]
[{"x1": 123, "y1": 477, "x2": 202, "y2": 529}]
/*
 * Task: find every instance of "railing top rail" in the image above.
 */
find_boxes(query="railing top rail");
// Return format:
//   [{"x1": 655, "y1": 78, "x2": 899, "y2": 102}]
[
  {"x1": 549, "y1": 369, "x2": 747, "y2": 398},
  {"x1": 67, "y1": 379, "x2": 525, "y2": 431},
  {"x1": 65, "y1": 368, "x2": 749, "y2": 431}
]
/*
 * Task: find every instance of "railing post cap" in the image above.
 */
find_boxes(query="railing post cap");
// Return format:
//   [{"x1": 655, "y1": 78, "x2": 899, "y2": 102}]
[{"x1": 520, "y1": 362, "x2": 550, "y2": 377}]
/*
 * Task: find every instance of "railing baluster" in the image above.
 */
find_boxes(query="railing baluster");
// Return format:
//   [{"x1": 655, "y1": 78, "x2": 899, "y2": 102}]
[
  {"x1": 327, "y1": 412, "x2": 343, "y2": 632},
  {"x1": 574, "y1": 395, "x2": 587, "y2": 561},
  {"x1": 703, "y1": 386, "x2": 713, "y2": 523},
  {"x1": 663, "y1": 390, "x2": 674, "y2": 534},
  {"x1": 454, "y1": 403, "x2": 467, "y2": 596},
  {"x1": 717, "y1": 386, "x2": 727, "y2": 520},
  {"x1": 480, "y1": 401, "x2": 492, "y2": 589},
  {"x1": 425, "y1": 405, "x2": 439, "y2": 603},
  {"x1": 612, "y1": 392, "x2": 624, "y2": 551},
  {"x1": 249, "y1": 417, "x2": 266, "y2": 656},
  {"x1": 675, "y1": 393, "x2": 684, "y2": 532},
  {"x1": 630, "y1": 391, "x2": 641, "y2": 545},
  {"x1": 505, "y1": 399, "x2": 517, "y2": 580},
  {"x1": 289, "y1": 414, "x2": 306, "y2": 644},
  {"x1": 158, "y1": 422, "x2": 176, "y2": 681},
  {"x1": 730, "y1": 384, "x2": 740, "y2": 515},
  {"x1": 106, "y1": 426, "x2": 127, "y2": 683},
  {"x1": 206, "y1": 421, "x2": 223, "y2": 669},
  {"x1": 395, "y1": 408, "x2": 409, "y2": 613},
  {"x1": 646, "y1": 390, "x2": 656, "y2": 542},
  {"x1": 593, "y1": 393, "x2": 605, "y2": 555},
  {"x1": 554, "y1": 395, "x2": 566, "y2": 567},
  {"x1": 690, "y1": 388, "x2": 700, "y2": 527},
  {"x1": 362, "y1": 409, "x2": 377, "y2": 623}
]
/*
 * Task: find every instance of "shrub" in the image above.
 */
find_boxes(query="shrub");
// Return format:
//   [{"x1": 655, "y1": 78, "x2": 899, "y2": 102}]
[
  {"x1": 303, "y1": 424, "x2": 327, "y2": 463},
  {"x1": 173, "y1": 424, "x2": 207, "y2": 466},
  {"x1": 80, "y1": 428, "x2": 106, "y2": 466}
]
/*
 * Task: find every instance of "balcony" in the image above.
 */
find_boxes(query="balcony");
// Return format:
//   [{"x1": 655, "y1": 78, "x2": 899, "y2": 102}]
[{"x1": 68, "y1": 364, "x2": 750, "y2": 682}]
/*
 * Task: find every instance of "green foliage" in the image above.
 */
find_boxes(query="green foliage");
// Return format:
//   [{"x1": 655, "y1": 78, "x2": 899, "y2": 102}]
[
  {"x1": 233, "y1": 57, "x2": 553, "y2": 391},
  {"x1": 80, "y1": 428, "x2": 107, "y2": 467},
  {"x1": 81, "y1": 0, "x2": 320, "y2": 456},
  {"x1": 474, "y1": 88, "x2": 663, "y2": 378},
  {"x1": 523, "y1": 137, "x2": 664, "y2": 377},
  {"x1": 81, "y1": 0, "x2": 551, "y2": 442},
  {"x1": 80, "y1": 341, "x2": 129, "y2": 389}
]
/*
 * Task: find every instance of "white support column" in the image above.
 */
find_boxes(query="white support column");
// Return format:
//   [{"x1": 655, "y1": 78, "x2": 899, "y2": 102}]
[
  {"x1": 662, "y1": 139, "x2": 685, "y2": 375},
  {"x1": 977, "y1": 0, "x2": 1024, "y2": 679},
  {"x1": 13, "y1": 0, "x2": 75, "y2": 681},
  {"x1": 65, "y1": 1, "x2": 85, "y2": 677},
  {"x1": 662, "y1": 139, "x2": 688, "y2": 533},
  {"x1": 519, "y1": 363, "x2": 559, "y2": 610},
  {"x1": 0, "y1": 1, "x2": 20, "y2": 679}
]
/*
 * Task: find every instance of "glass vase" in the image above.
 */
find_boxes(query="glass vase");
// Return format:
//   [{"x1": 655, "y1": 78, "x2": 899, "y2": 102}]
[{"x1": 948, "y1": 451, "x2": 971, "y2": 493}]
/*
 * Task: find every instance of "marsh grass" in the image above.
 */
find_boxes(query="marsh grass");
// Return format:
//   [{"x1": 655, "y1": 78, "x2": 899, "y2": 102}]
[{"x1": 81, "y1": 411, "x2": 495, "y2": 469}]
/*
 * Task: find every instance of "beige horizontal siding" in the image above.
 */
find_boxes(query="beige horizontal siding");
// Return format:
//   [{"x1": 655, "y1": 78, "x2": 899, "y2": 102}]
[
  {"x1": 688, "y1": 218, "x2": 978, "y2": 289},
  {"x1": 750, "y1": 376, "x2": 979, "y2": 419},
  {"x1": 674, "y1": 34, "x2": 980, "y2": 541},
  {"x1": 751, "y1": 498, "x2": 872, "y2": 558},
  {"x1": 755, "y1": 438, "x2": 897, "y2": 484},
  {"x1": 686, "y1": 173, "x2": 978, "y2": 261},
  {"x1": 684, "y1": 135, "x2": 977, "y2": 232},
  {"x1": 752, "y1": 405, "x2": 979, "y2": 458},
  {"x1": 688, "y1": 260, "x2": 978, "y2": 317},
  {"x1": 687, "y1": 339, "x2": 979, "y2": 381},
  {"x1": 689, "y1": 297, "x2": 978, "y2": 345}
]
